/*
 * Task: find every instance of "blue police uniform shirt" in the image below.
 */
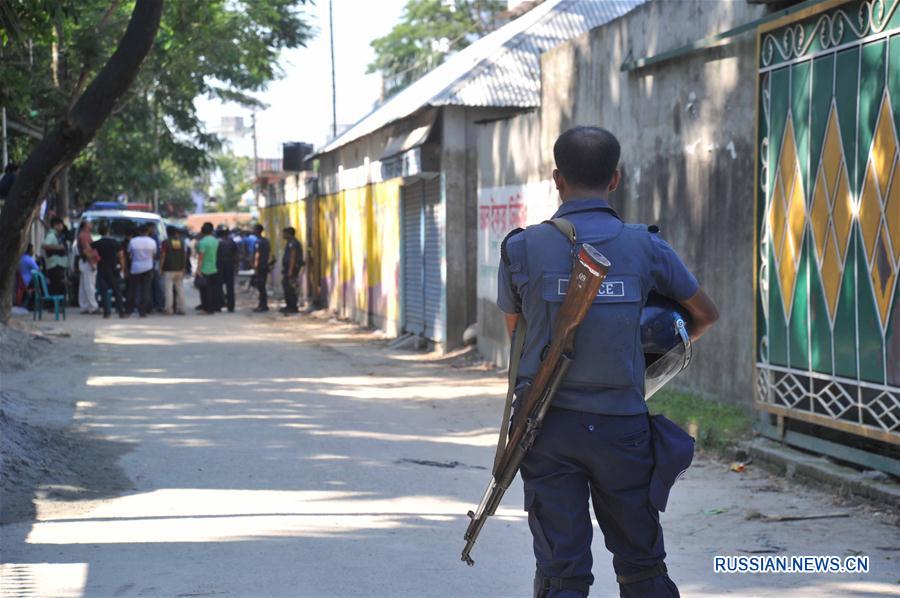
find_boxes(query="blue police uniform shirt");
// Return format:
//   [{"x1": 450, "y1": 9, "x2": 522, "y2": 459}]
[{"x1": 497, "y1": 198, "x2": 699, "y2": 415}]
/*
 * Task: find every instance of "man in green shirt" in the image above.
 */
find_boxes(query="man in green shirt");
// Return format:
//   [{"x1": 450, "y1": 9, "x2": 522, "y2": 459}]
[
  {"x1": 42, "y1": 216, "x2": 69, "y2": 296},
  {"x1": 195, "y1": 222, "x2": 221, "y2": 314}
]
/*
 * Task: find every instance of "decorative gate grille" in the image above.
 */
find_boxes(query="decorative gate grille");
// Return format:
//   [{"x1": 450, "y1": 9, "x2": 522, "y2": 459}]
[{"x1": 755, "y1": 0, "x2": 900, "y2": 447}]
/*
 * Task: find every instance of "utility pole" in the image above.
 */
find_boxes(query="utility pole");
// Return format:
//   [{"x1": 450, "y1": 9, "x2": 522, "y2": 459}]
[
  {"x1": 252, "y1": 111, "x2": 259, "y2": 177},
  {"x1": 153, "y1": 97, "x2": 160, "y2": 213},
  {"x1": 1, "y1": 106, "x2": 7, "y2": 168},
  {"x1": 329, "y1": 0, "x2": 337, "y2": 139},
  {"x1": 252, "y1": 110, "x2": 260, "y2": 207}
]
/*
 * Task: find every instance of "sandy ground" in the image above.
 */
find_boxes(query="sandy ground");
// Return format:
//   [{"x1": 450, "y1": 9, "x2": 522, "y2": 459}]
[{"x1": 1, "y1": 286, "x2": 898, "y2": 598}]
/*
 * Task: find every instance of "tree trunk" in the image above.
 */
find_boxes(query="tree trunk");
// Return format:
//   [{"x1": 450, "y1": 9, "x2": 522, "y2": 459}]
[{"x1": 0, "y1": 0, "x2": 164, "y2": 324}]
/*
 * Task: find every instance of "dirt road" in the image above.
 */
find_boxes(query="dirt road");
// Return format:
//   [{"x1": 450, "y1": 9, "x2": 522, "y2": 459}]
[{"x1": 1, "y1": 293, "x2": 898, "y2": 597}]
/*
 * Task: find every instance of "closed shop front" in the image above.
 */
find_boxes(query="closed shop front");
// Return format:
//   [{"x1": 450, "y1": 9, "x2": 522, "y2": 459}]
[{"x1": 401, "y1": 176, "x2": 444, "y2": 342}]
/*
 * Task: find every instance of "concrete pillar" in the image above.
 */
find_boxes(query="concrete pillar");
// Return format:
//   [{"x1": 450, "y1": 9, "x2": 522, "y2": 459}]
[{"x1": 441, "y1": 106, "x2": 469, "y2": 351}]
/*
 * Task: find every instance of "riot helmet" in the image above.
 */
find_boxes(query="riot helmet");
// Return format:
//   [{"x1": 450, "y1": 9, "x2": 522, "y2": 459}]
[{"x1": 641, "y1": 292, "x2": 692, "y2": 399}]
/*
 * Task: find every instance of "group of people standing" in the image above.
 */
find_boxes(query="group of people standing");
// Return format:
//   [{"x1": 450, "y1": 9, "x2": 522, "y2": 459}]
[
  {"x1": 194, "y1": 222, "x2": 236, "y2": 314},
  {"x1": 26, "y1": 217, "x2": 304, "y2": 318},
  {"x1": 68, "y1": 219, "x2": 186, "y2": 318},
  {"x1": 187, "y1": 222, "x2": 304, "y2": 316}
]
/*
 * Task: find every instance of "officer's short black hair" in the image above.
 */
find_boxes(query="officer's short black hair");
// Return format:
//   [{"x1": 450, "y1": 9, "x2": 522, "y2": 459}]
[
  {"x1": 254, "y1": 224, "x2": 264, "y2": 234},
  {"x1": 283, "y1": 226, "x2": 295, "y2": 236},
  {"x1": 98, "y1": 222, "x2": 109, "y2": 235},
  {"x1": 553, "y1": 127, "x2": 621, "y2": 189}
]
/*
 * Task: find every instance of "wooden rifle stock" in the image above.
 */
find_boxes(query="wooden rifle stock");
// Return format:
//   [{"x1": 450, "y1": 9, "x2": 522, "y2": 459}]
[{"x1": 461, "y1": 243, "x2": 611, "y2": 566}]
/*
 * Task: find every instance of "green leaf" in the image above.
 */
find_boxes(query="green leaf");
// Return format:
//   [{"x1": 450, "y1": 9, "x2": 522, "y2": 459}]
[
  {"x1": 2, "y1": 0, "x2": 314, "y2": 209},
  {"x1": 367, "y1": 0, "x2": 505, "y2": 97}
]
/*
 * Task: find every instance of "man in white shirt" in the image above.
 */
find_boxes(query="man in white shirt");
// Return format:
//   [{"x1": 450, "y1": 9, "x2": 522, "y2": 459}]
[
  {"x1": 126, "y1": 224, "x2": 157, "y2": 318},
  {"x1": 42, "y1": 216, "x2": 69, "y2": 296},
  {"x1": 76, "y1": 220, "x2": 100, "y2": 314}
]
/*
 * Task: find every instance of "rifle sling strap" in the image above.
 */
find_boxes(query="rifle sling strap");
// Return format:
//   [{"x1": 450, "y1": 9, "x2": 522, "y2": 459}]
[
  {"x1": 493, "y1": 217, "x2": 576, "y2": 475},
  {"x1": 546, "y1": 217, "x2": 576, "y2": 245}
]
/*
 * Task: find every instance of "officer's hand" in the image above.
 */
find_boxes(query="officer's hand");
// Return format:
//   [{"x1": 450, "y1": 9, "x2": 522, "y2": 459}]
[
  {"x1": 678, "y1": 288, "x2": 719, "y2": 341},
  {"x1": 504, "y1": 313, "x2": 519, "y2": 337}
]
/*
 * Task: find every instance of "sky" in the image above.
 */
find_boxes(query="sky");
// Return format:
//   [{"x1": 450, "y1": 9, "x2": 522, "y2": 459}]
[{"x1": 195, "y1": 0, "x2": 409, "y2": 160}]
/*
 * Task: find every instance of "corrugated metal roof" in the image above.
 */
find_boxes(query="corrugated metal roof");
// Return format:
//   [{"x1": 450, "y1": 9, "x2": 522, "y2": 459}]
[{"x1": 318, "y1": 0, "x2": 643, "y2": 155}]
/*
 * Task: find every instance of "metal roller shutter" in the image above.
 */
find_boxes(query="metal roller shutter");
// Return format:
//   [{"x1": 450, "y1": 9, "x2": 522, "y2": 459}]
[
  {"x1": 402, "y1": 183, "x2": 425, "y2": 335},
  {"x1": 422, "y1": 177, "x2": 443, "y2": 342}
]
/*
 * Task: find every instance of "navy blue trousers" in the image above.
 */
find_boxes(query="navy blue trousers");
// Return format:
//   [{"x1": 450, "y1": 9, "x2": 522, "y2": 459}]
[{"x1": 520, "y1": 408, "x2": 679, "y2": 597}]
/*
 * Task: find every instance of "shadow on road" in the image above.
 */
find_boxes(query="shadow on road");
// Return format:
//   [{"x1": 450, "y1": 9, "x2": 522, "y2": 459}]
[{"x1": 2, "y1": 313, "x2": 898, "y2": 597}]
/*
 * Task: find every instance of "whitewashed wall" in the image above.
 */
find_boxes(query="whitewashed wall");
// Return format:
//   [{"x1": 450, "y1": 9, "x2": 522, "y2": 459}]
[{"x1": 476, "y1": 180, "x2": 558, "y2": 363}]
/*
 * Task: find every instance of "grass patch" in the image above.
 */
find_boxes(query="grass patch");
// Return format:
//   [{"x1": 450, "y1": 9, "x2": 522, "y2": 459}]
[{"x1": 649, "y1": 390, "x2": 752, "y2": 451}]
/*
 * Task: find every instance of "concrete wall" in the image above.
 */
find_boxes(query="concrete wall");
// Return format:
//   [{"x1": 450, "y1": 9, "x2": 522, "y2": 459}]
[
  {"x1": 443, "y1": 105, "x2": 525, "y2": 349},
  {"x1": 259, "y1": 173, "x2": 311, "y2": 301},
  {"x1": 443, "y1": 107, "x2": 468, "y2": 348},
  {"x1": 477, "y1": 0, "x2": 768, "y2": 404},
  {"x1": 314, "y1": 104, "x2": 518, "y2": 350},
  {"x1": 314, "y1": 118, "x2": 408, "y2": 334},
  {"x1": 476, "y1": 110, "x2": 552, "y2": 364},
  {"x1": 314, "y1": 179, "x2": 404, "y2": 336}
]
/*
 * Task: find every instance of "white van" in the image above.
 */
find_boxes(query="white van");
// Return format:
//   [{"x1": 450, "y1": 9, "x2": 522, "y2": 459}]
[
  {"x1": 67, "y1": 210, "x2": 168, "y2": 306},
  {"x1": 78, "y1": 209, "x2": 167, "y2": 243}
]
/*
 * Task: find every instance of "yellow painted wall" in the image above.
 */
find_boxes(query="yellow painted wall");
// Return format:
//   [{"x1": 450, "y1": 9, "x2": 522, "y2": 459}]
[
  {"x1": 370, "y1": 179, "x2": 402, "y2": 330},
  {"x1": 344, "y1": 186, "x2": 368, "y2": 319},
  {"x1": 259, "y1": 201, "x2": 309, "y2": 288},
  {"x1": 314, "y1": 178, "x2": 402, "y2": 335},
  {"x1": 316, "y1": 191, "x2": 342, "y2": 311}
]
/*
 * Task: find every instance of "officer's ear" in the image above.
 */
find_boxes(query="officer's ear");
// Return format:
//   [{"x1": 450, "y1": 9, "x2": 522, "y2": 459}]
[
  {"x1": 552, "y1": 168, "x2": 564, "y2": 192},
  {"x1": 607, "y1": 169, "x2": 621, "y2": 193}
]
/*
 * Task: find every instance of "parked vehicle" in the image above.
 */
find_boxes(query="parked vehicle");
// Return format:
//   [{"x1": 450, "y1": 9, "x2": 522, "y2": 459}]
[
  {"x1": 86, "y1": 201, "x2": 128, "y2": 211},
  {"x1": 67, "y1": 210, "x2": 167, "y2": 306},
  {"x1": 78, "y1": 209, "x2": 166, "y2": 242}
]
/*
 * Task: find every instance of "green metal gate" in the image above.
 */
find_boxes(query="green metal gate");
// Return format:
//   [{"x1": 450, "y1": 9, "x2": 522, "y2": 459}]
[{"x1": 755, "y1": 0, "x2": 900, "y2": 464}]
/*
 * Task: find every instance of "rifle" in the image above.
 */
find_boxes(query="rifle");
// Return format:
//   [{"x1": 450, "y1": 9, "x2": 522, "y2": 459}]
[{"x1": 461, "y1": 243, "x2": 611, "y2": 566}]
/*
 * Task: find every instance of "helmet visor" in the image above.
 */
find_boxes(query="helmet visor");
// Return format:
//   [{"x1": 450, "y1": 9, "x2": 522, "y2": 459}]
[{"x1": 644, "y1": 318, "x2": 691, "y2": 400}]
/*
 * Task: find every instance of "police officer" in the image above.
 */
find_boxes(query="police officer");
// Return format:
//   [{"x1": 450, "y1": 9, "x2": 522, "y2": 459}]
[
  {"x1": 216, "y1": 224, "x2": 239, "y2": 312},
  {"x1": 280, "y1": 226, "x2": 303, "y2": 315},
  {"x1": 498, "y1": 127, "x2": 718, "y2": 597},
  {"x1": 251, "y1": 224, "x2": 271, "y2": 312}
]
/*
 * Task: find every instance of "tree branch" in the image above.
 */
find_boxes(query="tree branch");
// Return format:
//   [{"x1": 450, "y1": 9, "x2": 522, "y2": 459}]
[
  {"x1": 96, "y1": 1, "x2": 123, "y2": 32},
  {"x1": 68, "y1": 0, "x2": 127, "y2": 111},
  {"x1": 0, "y1": 0, "x2": 164, "y2": 323}
]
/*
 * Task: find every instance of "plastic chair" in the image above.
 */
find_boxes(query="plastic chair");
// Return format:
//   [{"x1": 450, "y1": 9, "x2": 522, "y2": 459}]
[
  {"x1": 14, "y1": 270, "x2": 32, "y2": 308},
  {"x1": 31, "y1": 269, "x2": 66, "y2": 321}
]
